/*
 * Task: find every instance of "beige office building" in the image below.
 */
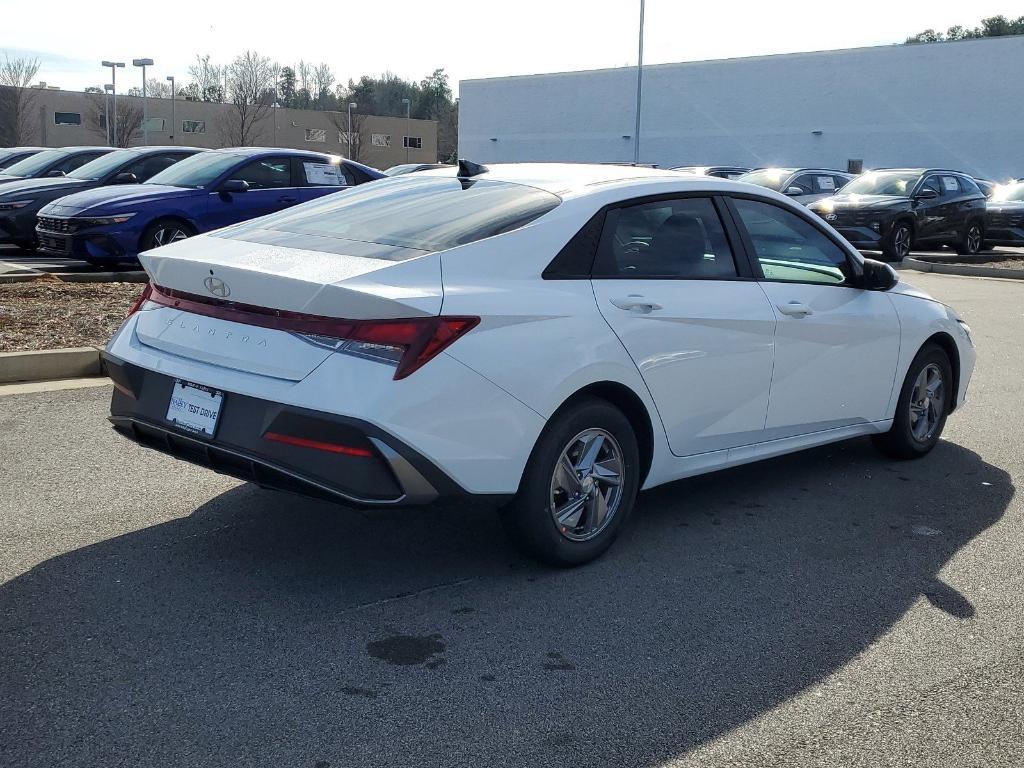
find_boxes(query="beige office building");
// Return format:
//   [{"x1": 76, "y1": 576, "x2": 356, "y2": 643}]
[{"x1": 8, "y1": 88, "x2": 438, "y2": 170}]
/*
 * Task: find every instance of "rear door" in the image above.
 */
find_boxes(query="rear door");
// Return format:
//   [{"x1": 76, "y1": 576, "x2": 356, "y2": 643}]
[
  {"x1": 589, "y1": 195, "x2": 777, "y2": 457},
  {"x1": 728, "y1": 196, "x2": 900, "y2": 438},
  {"x1": 206, "y1": 156, "x2": 299, "y2": 230}
]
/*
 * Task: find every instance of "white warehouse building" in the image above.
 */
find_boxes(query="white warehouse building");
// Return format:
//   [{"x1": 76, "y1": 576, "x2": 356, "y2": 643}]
[{"x1": 458, "y1": 36, "x2": 1024, "y2": 179}]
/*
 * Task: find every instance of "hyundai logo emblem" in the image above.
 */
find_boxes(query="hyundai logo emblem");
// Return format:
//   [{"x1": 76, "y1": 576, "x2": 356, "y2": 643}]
[
  {"x1": 825, "y1": 213, "x2": 838, "y2": 221},
  {"x1": 203, "y1": 276, "x2": 231, "y2": 298}
]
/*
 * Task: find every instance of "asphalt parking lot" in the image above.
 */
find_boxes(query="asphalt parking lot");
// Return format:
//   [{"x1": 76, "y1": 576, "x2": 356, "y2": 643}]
[{"x1": 1, "y1": 271, "x2": 1022, "y2": 767}]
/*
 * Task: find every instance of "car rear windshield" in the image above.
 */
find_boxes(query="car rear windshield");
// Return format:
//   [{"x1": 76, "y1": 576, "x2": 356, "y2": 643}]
[
  {"x1": 146, "y1": 152, "x2": 244, "y2": 188},
  {"x1": 1, "y1": 149, "x2": 68, "y2": 177},
  {"x1": 842, "y1": 171, "x2": 922, "y2": 196},
  {"x1": 221, "y1": 176, "x2": 562, "y2": 258},
  {"x1": 737, "y1": 169, "x2": 797, "y2": 191}
]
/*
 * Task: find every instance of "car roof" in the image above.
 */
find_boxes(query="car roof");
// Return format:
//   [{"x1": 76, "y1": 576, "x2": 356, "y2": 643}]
[
  {"x1": 113, "y1": 145, "x2": 206, "y2": 154},
  {"x1": 211, "y1": 146, "x2": 335, "y2": 159},
  {"x1": 3, "y1": 146, "x2": 46, "y2": 152},
  {"x1": 417, "y1": 162, "x2": 696, "y2": 196}
]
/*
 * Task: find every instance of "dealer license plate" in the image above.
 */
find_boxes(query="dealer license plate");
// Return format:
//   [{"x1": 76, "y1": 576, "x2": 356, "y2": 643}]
[{"x1": 165, "y1": 380, "x2": 223, "y2": 437}]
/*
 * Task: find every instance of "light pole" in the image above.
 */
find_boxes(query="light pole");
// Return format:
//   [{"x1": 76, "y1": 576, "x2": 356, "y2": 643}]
[
  {"x1": 633, "y1": 0, "x2": 645, "y2": 165},
  {"x1": 166, "y1": 75, "x2": 175, "y2": 143},
  {"x1": 272, "y1": 86, "x2": 278, "y2": 146},
  {"x1": 347, "y1": 102, "x2": 356, "y2": 160},
  {"x1": 402, "y1": 97, "x2": 411, "y2": 162},
  {"x1": 132, "y1": 58, "x2": 154, "y2": 145},
  {"x1": 103, "y1": 84, "x2": 114, "y2": 145},
  {"x1": 101, "y1": 61, "x2": 124, "y2": 146}
]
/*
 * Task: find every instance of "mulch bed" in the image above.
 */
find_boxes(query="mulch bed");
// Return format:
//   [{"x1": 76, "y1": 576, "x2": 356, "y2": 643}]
[
  {"x1": 0, "y1": 278, "x2": 145, "y2": 353},
  {"x1": 944, "y1": 257, "x2": 1024, "y2": 271}
]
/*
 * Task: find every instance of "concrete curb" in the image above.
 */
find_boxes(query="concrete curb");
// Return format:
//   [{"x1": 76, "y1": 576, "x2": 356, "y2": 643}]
[
  {"x1": 900, "y1": 258, "x2": 1024, "y2": 280},
  {"x1": 0, "y1": 347, "x2": 104, "y2": 384},
  {"x1": 0, "y1": 271, "x2": 146, "y2": 285}
]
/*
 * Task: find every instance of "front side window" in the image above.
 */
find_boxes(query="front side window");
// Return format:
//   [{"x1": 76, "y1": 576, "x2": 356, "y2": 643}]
[
  {"x1": 125, "y1": 153, "x2": 187, "y2": 181},
  {"x1": 593, "y1": 197, "x2": 737, "y2": 279},
  {"x1": 67, "y1": 149, "x2": 138, "y2": 180},
  {"x1": 231, "y1": 158, "x2": 291, "y2": 189},
  {"x1": 732, "y1": 198, "x2": 852, "y2": 285},
  {"x1": 55, "y1": 151, "x2": 107, "y2": 175},
  {"x1": 737, "y1": 168, "x2": 796, "y2": 192},
  {"x1": 787, "y1": 174, "x2": 816, "y2": 195},
  {"x1": 219, "y1": 176, "x2": 560, "y2": 259},
  {"x1": 921, "y1": 176, "x2": 943, "y2": 196}
]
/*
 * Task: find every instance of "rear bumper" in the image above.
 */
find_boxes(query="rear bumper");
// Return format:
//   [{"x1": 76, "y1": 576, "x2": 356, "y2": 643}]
[{"x1": 104, "y1": 353, "x2": 471, "y2": 507}]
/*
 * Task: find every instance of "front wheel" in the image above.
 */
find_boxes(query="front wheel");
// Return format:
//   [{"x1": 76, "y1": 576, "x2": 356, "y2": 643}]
[
  {"x1": 881, "y1": 221, "x2": 913, "y2": 262},
  {"x1": 956, "y1": 220, "x2": 984, "y2": 255},
  {"x1": 142, "y1": 219, "x2": 194, "y2": 251},
  {"x1": 873, "y1": 343, "x2": 952, "y2": 459},
  {"x1": 501, "y1": 399, "x2": 640, "y2": 567}
]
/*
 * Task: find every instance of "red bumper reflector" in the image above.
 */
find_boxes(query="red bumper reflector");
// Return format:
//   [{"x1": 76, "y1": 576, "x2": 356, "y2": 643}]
[{"x1": 263, "y1": 431, "x2": 373, "y2": 457}]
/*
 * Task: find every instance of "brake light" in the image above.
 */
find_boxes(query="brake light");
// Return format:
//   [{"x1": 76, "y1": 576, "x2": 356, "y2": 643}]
[
  {"x1": 147, "y1": 284, "x2": 479, "y2": 379},
  {"x1": 125, "y1": 283, "x2": 153, "y2": 318},
  {"x1": 263, "y1": 431, "x2": 373, "y2": 457}
]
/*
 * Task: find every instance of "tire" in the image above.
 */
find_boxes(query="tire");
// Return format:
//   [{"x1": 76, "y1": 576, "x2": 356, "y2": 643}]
[
  {"x1": 872, "y1": 343, "x2": 953, "y2": 459},
  {"x1": 141, "y1": 219, "x2": 195, "y2": 251},
  {"x1": 881, "y1": 220, "x2": 913, "y2": 262},
  {"x1": 955, "y1": 220, "x2": 984, "y2": 256},
  {"x1": 501, "y1": 398, "x2": 641, "y2": 567}
]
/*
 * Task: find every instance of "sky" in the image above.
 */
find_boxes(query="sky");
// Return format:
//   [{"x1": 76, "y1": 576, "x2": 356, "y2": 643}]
[{"x1": 1, "y1": 0, "x2": 1020, "y2": 95}]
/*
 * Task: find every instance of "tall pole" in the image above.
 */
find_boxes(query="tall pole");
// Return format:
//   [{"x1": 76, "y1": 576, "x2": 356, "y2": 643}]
[
  {"x1": 167, "y1": 76, "x2": 175, "y2": 143},
  {"x1": 348, "y1": 102, "x2": 356, "y2": 160},
  {"x1": 103, "y1": 86, "x2": 111, "y2": 145},
  {"x1": 402, "y1": 97, "x2": 411, "y2": 162},
  {"x1": 633, "y1": 0, "x2": 645, "y2": 165},
  {"x1": 133, "y1": 58, "x2": 154, "y2": 146},
  {"x1": 272, "y1": 86, "x2": 278, "y2": 146},
  {"x1": 101, "y1": 61, "x2": 125, "y2": 147}
]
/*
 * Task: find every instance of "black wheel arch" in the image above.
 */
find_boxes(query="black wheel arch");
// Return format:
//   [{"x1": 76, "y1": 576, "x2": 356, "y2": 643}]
[
  {"x1": 920, "y1": 332, "x2": 961, "y2": 412},
  {"x1": 546, "y1": 382, "x2": 655, "y2": 487}
]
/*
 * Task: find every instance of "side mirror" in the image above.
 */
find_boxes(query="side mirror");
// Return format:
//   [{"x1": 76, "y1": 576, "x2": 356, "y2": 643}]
[
  {"x1": 784, "y1": 186, "x2": 804, "y2": 196},
  {"x1": 860, "y1": 258, "x2": 899, "y2": 291},
  {"x1": 220, "y1": 179, "x2": 249, "y2": 194},
  {"x1": 113, "y1": 172, "x2": 138, "y2": 184},
  {"x1": 46, "y1": 169, "x2": 65, "y2": 177},
  {"x1": 914, "y1": 188, "x2": 939, "y2": 201}
]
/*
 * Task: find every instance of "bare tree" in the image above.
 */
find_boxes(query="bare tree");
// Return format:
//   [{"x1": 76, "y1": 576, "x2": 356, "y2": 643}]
[
  {"x1": 296, "y1": 60, "x2": 313, "y2": 108},
  {"x1": 220, "y1": 50, "x2": 276, "y2": 146},
  {"x1": 185, "y1": 54, "x2": 224, "y2": 102},
  {"x1": 86, "y1": 93, "x2": 143, "y2": 147},
  {"x1": 327, "y1": 110, "x2": 366, "y2": 163},
  {"x1": 0, "y1": 52, "x2": 42, "y2": 144},
  {"x1": 312, "y1": 62, "x2": 335, "y2": 108},
  {"x1": 145, "y1": 78, "x2": 172, "y2": 99}
]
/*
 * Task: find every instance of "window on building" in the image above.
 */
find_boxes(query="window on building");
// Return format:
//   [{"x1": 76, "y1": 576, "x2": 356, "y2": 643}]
[
  {"x1": 403, "y1": 136, "x2": 422, "y2": 149},
  {"x1": 54, "y1": 112, "x2": 82, "y2": 126},
  {"x1": 371, "y1": 133, "x2": 391, "y2": 147},
  {"x1": 305, "y1": 128, "x2": 326, "y2": 143},
  {"x1": 182, "y1": 120, "x2": 206, "y2": 134},
  {"x1": 142, "y1": 117, "x2": 166, "y2": 132}
]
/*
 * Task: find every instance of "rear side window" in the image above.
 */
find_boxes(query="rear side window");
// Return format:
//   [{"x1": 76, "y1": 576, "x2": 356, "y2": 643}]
[
  {"x1": 593, "y1": 197, "x2": 737, "y2": 279},
  {"x1": 298, "y1": 159, "x2": 352, "y2": 187},
  {"x1": 223, "y1": 177, "x2": 560, "y2": 258},
  {"x1": 732, "y1": 198, "x2": 852, "y2": 285}
]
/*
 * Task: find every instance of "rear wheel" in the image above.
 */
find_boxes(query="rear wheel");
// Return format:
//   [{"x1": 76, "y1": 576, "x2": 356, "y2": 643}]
[
  {"x1": 142, "y1": 219, "x2": 194, "y2": 251},
  {"x1": 502, "y1": 399, "x2": 640, "y2": 567},
  {"x1": 881, "y1": 221, "x2": 913, "y2": 262},
  {"x1": 872, "y1": 343, "x2": 952, "y2": 459},
  {"x1": 956, "y1": 220, "x2": 984, "y2": 256}
]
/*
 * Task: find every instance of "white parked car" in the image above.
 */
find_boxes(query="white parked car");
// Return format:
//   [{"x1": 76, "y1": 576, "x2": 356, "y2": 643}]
[
  {"x1": 104, "y1": 162, "x2": 975, "y2": 566},
  {"x1": 737, "y1": 167, "x2": 855, "y2": 205}
]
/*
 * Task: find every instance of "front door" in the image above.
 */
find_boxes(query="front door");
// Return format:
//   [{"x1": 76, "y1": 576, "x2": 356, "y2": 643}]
[
  {"x1": 729, "y1": 196, "x2": 901, "y2": 438},
  {"x1": 206, "y1": 156, "x2": 302, "y2": 231},
  {"x1": 589, "y1": 195, "x2": 777, "y2": 457}
]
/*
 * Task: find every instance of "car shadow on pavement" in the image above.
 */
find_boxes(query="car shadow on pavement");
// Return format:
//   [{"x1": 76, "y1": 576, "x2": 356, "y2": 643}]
[{"x1": 0, "y1": 437, "x2": 1013, "y2": 768}]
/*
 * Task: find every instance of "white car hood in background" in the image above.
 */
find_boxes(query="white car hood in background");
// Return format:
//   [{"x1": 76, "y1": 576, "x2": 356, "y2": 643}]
[{"x1": 140, "y1": 234, "x2": 443, "y2": 319}]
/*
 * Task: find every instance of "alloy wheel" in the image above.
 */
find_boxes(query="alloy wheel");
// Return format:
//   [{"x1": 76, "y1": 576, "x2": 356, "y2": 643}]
[
  {"x1": 152, "y1": 227, "x2": 189, "y2": 248},
  {"x1": 909, "y1": 363, "x2": 944, "y2": 442},
  {"x1": 966, "y1": 224, "x2": 982, "y2": 253},
  {"x1": 893, "y1": 225, "x2": 912, "y2": 259},
  {"x1": 549, "y1": 428, "x2": 625, "y2": 542}
]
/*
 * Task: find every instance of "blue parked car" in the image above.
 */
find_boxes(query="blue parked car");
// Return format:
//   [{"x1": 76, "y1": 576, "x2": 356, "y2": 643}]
[{"x1": 35, "y1": 148, "x2": 384, "y2": 265}]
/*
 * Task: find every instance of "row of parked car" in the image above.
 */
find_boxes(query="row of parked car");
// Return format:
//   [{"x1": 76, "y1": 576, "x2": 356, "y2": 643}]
[
  {"x1": 0, "y1": 145, "x2": 383, "y2": 265},
  {"x1": 673, "y1": 164, "x2": 1024, "y2": 261},
  {"x1": 1, "y1": 145, "x2": 1022, "y2": 266}
]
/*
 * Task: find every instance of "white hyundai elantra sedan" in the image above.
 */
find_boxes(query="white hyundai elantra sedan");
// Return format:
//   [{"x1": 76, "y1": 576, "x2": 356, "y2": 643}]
[{"x1": 104, "y1": 161, "x2": 975, "y2": 566}]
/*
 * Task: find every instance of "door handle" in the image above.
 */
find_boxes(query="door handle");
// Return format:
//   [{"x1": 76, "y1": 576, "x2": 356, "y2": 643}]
[
  {"x1": 777, "y1": 301, "x2": 813, "y2": 317},
  {"x1": 609, "y1": 295, "x2": 663, "y2": 313}
]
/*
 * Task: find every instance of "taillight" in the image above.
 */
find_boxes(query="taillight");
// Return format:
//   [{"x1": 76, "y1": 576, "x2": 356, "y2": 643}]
[
  {"x1": 146, "y1": 284, "x2": 478, "y2": 380},
  {"x1": 125, "y1": 283, "x2": 153, "y2": 318}
]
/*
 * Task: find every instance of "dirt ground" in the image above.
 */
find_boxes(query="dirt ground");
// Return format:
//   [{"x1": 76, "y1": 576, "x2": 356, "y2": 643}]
[{"x1": 0, "y1": 279, "x2": 144, "y2": 353}]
